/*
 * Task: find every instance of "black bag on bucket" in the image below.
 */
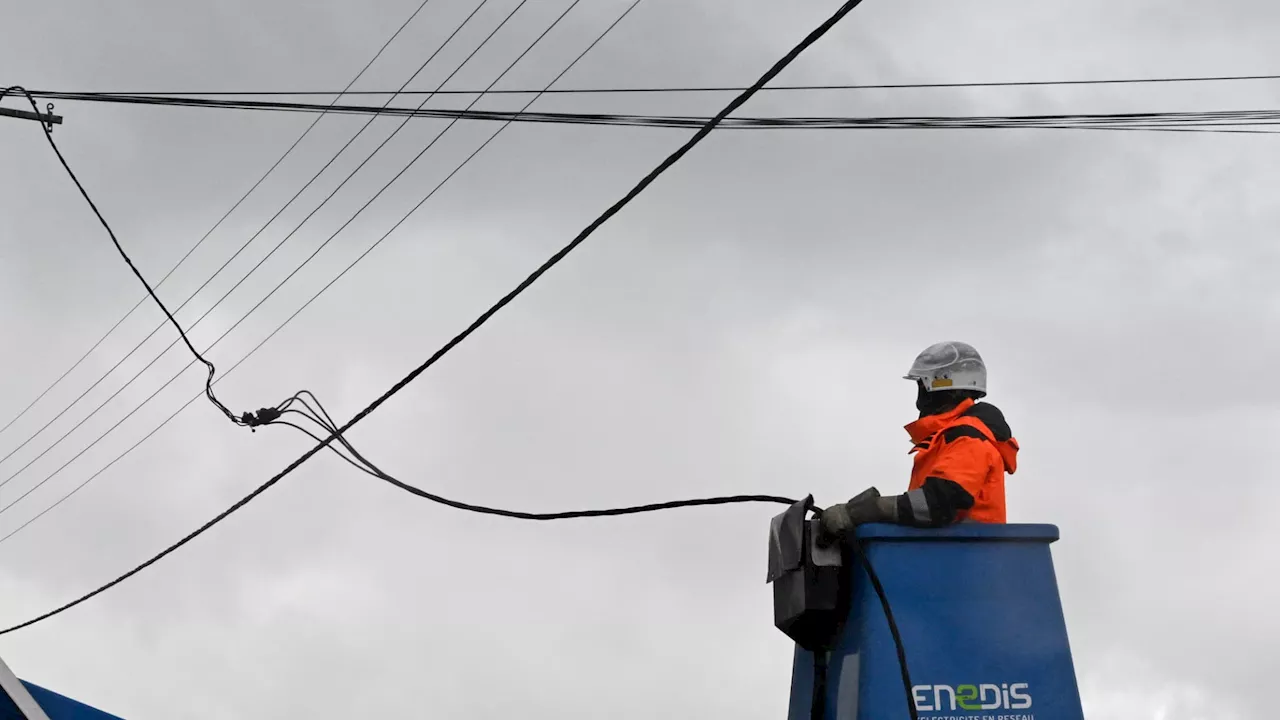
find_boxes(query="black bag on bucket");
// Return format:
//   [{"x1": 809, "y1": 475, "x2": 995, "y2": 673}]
[{"x1": 766, "y1": 494, "x2": 849, "y2": 652}]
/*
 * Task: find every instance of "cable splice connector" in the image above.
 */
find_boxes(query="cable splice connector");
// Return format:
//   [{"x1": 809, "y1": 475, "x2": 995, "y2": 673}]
[{"x1": 240, "y1": 407, "x2": 283, "y2": 429}]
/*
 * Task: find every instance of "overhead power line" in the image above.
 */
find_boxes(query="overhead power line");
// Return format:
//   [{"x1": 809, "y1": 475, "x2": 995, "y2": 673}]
[
  {"x1": 0, "y1": 0, "x2": 566, "y2": 503},
  {"x1": 6, "y1": 86, "x2": 244, "y2": 428},
  {"x1": 20, "y1": 91, "x2": 1280, "y2": 134},
  {"x1": 27, "y1": 70, "x2": 1280, "y2": 98},
  {"x1": 0, "y1": 74, "x2": 1271, "y2": 491},
  {"x1": 0, "y1": 0, "x2": 435, "y2": 443},
  {"x1": 0, "y1": 0, "x2": 646, "y2": 546},
  {"x1": 0, "y1": 0, "x2": 507, "y2": 498},
  {"x1": 0, "y1": 0, "x2": 864, "y2": 637},
  {"x1": 3, "y1": 0, "x2": 497, "y2": 437}
]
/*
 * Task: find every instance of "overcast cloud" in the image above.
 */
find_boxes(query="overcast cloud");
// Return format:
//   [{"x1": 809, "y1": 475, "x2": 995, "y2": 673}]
[{"x1": 1, "y1": 0, "x2": 1276, "y2": 718}]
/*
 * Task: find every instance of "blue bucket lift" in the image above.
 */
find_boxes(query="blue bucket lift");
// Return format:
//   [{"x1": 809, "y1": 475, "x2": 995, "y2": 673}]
[{"x1": 768, "y1": 496, "x2": 1084, "y2": 719}]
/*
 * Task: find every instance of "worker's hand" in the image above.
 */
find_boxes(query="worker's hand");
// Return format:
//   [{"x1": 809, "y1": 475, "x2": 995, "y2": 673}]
[{"x1": 816, "y1": 487, "x2": 882, "y2": 546}]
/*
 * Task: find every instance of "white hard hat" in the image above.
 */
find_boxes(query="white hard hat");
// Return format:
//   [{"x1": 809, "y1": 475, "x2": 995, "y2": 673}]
[{"x1": 904, "y1": 341, "x2": 987, "y2": 394}]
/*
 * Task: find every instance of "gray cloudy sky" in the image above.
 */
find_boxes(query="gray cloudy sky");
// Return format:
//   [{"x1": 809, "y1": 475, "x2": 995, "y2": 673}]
[{"x1": 1, "y1": 0, "x2": 1277, "y2": 717}]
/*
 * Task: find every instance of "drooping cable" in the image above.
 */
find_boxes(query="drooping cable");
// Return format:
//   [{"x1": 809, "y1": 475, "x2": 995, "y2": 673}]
[
  {"x1": 0, "y1": 0, "x2": 866, "y2": 637},
  {"x1": 0, "y1": 0, "x2": 543, "y2": 496},
  {"x1": 0, "y1": 0, "x2": 436, "y2": 445},
  {"x1": 273, "y1": 391, "x2": 796, "y2": 519},
  {"x1": 0, "y1": 0, "x2": 619, "y2": 528},
  {"x1": 5, "y1": 86, "x2": 241, "y2": 427},
  {"x1": 0, "y1": 0, "x2": 507, "y2": 495},
  {"x1": 846, "y1": 529, "x2": 919, "y2": 720},
  {"x1": 0, "y1": 0, "x2": 646, "y2": 544},
  {"x1": 0, "y1": 0, "x2": 492, "y2": 478}
]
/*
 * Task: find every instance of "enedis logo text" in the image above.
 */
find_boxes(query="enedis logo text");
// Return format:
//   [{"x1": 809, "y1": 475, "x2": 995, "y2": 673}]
[{"x1": 911, "y1": 682, "x2": 1033, "y2": 719}]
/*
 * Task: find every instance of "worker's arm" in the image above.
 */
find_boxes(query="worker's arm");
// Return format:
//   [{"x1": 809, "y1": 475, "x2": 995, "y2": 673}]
[
  {"x1": 820, "y1": 476, "x2": 972, "y2": 535},
  {"x1": 892, "y1": 476, "x2": 974, "y2": 527},
  {"x1": 817, "y1": 433, "x2": 993, "y2": 541},
  {"x1": 894, "y1": 434, "x2": 991, "y2": 527}
]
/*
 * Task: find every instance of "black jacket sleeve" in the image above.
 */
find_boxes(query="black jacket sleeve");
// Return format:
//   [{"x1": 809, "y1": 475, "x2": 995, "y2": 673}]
[{"x1": 894, "y1": 476, "x2": 975, "y2": 528}]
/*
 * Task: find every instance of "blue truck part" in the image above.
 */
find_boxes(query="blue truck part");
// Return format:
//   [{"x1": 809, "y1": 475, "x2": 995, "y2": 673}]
[
  {"x1": 20, "y1": 683, "x2": 124, "y2": 720},
  {"x1": 0, "y1": 655, "x2": 124, "y2": 720},
  {"x1": 779, "y1": 522, "x2": 1084, "y2": 719}
]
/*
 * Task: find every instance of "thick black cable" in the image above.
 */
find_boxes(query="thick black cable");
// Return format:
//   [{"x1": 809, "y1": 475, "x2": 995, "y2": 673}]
[
  {"x1": 0, "y1": 0, "x2": 490, "y2": 476},
  {"x1": 30, "y1": 70, "x2": 1280, "y2": 97},
  {"x1": 0, "y1": 0, "x2": 435, "y2": 444},
  {"x1": 0, "y1": 0, "x2": 503, "y2": 494},
  {"x1": 269, "y1": 397, "x2": 797, "y2": 521},
  {"x1": 5, "y1": 87, "x2": 241, "y2": 427},
  {"x1": 270, "y1": 416, "x2": 383, "y2": 479},
  {"x1": 269, "y1": 401, "x2": 794, "y2": 519},
  {"x1": 811, "y1": 650, "x2": 829, "y2": 720},
  {"x1": 376, "y1": 475, "x2": 793, "y2": 519},
  {"x1": 0, "y1": 0, "x2": 648, "y2": 544},
  {"x1": 849, "y1": 534, "x2": 917, "y2": 720},
  {"x1": 274, "y1": 392, "x2": 373, "y2": 472},
  {"x1": 271, "y1": 390, "x2": 743, "y2": 514},
  {"x1": 277, "y1": 395, "x2": 370, "y2": 467},
  {"x1": 287, "y1": 391, "x2": 341, "y2": 429},
  {"x1": 0, "y1": 0, "x2": 862, "y2": 636},
  {"x1": 0, "y1": 25, "x2": 445, "y2": 471},
  {"x1": 270, "y1": 397, "x2": 799, "y2": 527},
  {"x1": 272, "y1": 394, "x2": 388, "y2": 474},
  {"x1": 0, "y1": 0, "x2": 627, "y2": 529}
]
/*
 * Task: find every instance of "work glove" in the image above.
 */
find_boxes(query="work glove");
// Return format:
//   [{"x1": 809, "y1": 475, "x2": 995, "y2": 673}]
[{"x1": 816, "y1": 487, "x2": 898, "y2": 546}]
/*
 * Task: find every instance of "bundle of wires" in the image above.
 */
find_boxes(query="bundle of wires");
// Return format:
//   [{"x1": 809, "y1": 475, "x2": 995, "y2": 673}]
[{"x1": 21, "y1": 90, "x2": 1280, "y2": 134}]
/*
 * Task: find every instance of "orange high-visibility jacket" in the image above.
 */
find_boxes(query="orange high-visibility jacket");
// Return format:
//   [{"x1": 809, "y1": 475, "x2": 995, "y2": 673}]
[{"x1": 904, "y1": 399, "x2": 1019, "y2": 524}]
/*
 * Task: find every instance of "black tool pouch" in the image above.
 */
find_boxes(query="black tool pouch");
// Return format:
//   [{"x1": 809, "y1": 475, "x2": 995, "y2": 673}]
[{"x1": 766, "y1": 495, "x2": 847, "y2": 653}]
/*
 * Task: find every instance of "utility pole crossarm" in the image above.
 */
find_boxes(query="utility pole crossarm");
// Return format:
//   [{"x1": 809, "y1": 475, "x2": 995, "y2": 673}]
[{"x1": 0, "y1": 104, "x2": 63, "y2": 125}]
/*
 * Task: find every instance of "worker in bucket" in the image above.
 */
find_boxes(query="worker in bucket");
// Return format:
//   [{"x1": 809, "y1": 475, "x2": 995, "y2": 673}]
[{"x1": 817, "y1": 341, "x2": 1019, "y2": 543}]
